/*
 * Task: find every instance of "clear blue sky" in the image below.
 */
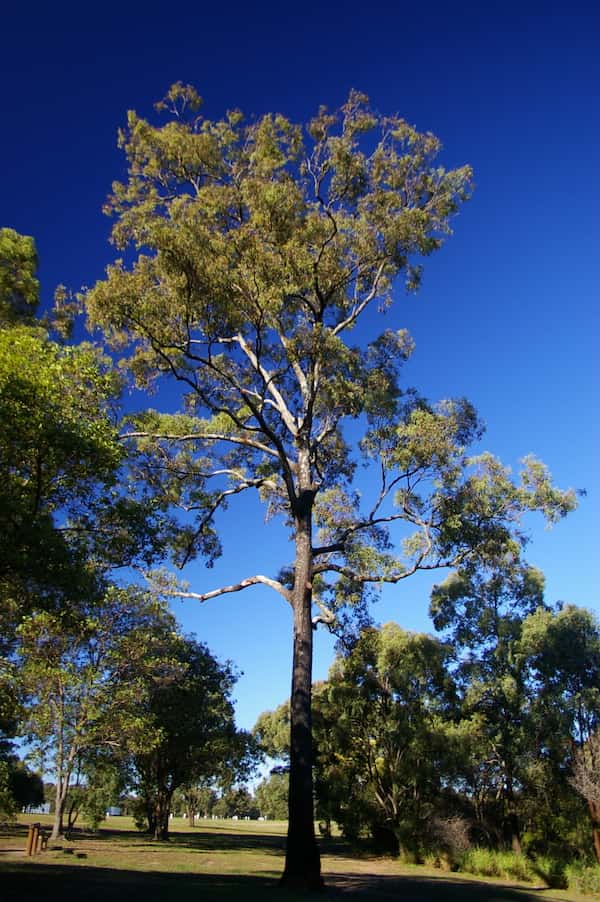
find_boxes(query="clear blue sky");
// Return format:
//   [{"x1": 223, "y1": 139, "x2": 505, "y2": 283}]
[{"x1": 2, "y1": 1, "x2": 598, "y2": 731}]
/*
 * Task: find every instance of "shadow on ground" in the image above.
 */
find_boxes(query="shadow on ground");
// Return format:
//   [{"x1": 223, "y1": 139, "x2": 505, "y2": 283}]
[{"x1": 0, "y1": 859, "x2": 566, "y2": 902}]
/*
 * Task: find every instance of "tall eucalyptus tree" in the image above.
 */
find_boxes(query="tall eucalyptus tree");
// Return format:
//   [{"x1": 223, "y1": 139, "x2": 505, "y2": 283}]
[{"x1": 86, "y1": 84, "x2": 575, "y2": 888}]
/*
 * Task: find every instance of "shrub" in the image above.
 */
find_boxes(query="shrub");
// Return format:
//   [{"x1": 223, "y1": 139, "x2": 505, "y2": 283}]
[
  {"x1": 459, "y1": 848, "x2": 536, "y2": 883},
  {"x1": 422, "y1": 815, "x2": 471, "y2": 870},
  {"x1": 565, "y1": 862, "x2": 600, "y2": 896},
  {"x1": 529, "y1": 854, "x2": 568, "y2": 889},
  {"x1": 0, "y1": 761, "x2": 16, "y2": 823}
]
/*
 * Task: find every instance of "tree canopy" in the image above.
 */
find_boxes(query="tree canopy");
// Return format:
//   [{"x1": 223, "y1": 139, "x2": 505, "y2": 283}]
[
  {"x1": 126, "y1": 632, "x2": 255, "y2": 841},
  {"x1": 16, "y1": 587, "x2": 178, "y2": 839}
]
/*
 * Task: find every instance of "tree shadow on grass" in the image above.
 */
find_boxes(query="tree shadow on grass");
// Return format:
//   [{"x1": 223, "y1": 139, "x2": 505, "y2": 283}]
[
  {"x1": 326, "y1": 871, "x2": 564, "y2": 901},
  {"x1": 0, "y1": 860, "x2": 565, "y2": 902},
  {"x1": 0, "y1": 862, "x2": 286, "y2": 902},
  {"x1": 94, "y1": 825, "x2": 289, "y2": 855}
]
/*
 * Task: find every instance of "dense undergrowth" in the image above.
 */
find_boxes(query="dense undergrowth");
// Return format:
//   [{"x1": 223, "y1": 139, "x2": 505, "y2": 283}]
[{"x1": 423, "y1": 845, "x2": 600, "y2": 896}]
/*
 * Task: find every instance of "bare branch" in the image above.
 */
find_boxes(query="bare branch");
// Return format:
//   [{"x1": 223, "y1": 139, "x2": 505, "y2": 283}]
[
  {"x1": 166, "y1": 574, "x2": 292, "y2": 605},
  {"x1": 234, "y1": 333, "x2": 299, "y2": 437},
  {"x1": 179, "y1": 474, "x2": 276, "y2": 566},
  {"x1": 120, "y1": 430, "x2": 280, "y2": 460},
  {"x1": 332, "y1": 258, "x2": 388, "y2": 336}
]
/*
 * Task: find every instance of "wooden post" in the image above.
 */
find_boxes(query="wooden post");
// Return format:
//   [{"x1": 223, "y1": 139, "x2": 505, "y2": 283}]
[{"x1": 26, "y1": 823, "x2": 40, "y2": 856}]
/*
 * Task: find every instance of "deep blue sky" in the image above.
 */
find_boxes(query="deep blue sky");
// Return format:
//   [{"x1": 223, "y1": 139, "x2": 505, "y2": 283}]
[{"x1": 3, "y1": 1, "x2": 599, "y2": 730}]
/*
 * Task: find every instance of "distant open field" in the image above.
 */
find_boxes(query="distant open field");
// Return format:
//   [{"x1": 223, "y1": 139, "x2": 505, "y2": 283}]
[{"x1": 0, "y1": 814, "x2": 595, "y2": 901}]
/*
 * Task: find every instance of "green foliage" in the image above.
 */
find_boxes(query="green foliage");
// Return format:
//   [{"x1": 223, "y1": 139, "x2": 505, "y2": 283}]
[
  {"x1": 0, "y1": 227, "x2": 39, "y2": 325},
  {"x1": 459, "y1": 848, "x2": 537, "y2": 883},
  {"x1": 0, "y1": 325, "x2": 120, "y2": 621},
  {"x1": 0, "y1": 231, "x2": 180, "y2": 654},
  {"x1": 82, "y1": 84, "x2": 541, "y2": 608},
  {"x1": 564, "y1": 861, "x2": 600, "y2": 895},
  {"x1": 312, "y1": 623, "x2": 458, "y2": 851},
  {"x1": 213, "y1": 787, "x2": 259, "y2": 819},
  {"x1": 15, "y1": 586, "x2": 180, "y2": 838},
  {"x1": 127, "y1": 634, "x2": 257, "y2": 840},
  {"x1": 254, "y1": 771, "x2": 289, "y2": 820},
  {"x1": 519, "y1": 604, "x2": 600, "y2": 745},
  {"x1": 0, "y1": 759, "x2": 16, "y2": 822},
  {"x1": 78, "y1": 761, "x2": 125, "y2": 830},
  {"x1": 253, "y1": 703, "x2": 291, "y2": 761},
  {"x1": 429, "y1": 556, "x2": 546, "y2": 850},
  {"x1": 7, "y1": 759, "x2": 44, "y2": 810},
  {"x1": 176, "y1": 783, "x2": 217, "y2": 820}
]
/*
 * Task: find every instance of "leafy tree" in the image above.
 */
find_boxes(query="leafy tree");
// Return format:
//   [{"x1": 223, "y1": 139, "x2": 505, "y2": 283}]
[
  {"x1": 0, "y1": 327, "x2": 121, "y2": 611},
  {"x1": 16, "y1": 587, "x2": 177, "y2": 840},
  {"x1": 127, "y1": 634, "x2": 255, "y2": 841},
  {"x1": 520, "y1": 605, "x2": 600, "y2": 861},
  {"x1": 429, "y1": 557, "x2": 546, "y2": 851},
  {"x1": 0, "y1": 227, "x2": 39, "y2": 326},
  {"x1": 255, "y1": 770, "x2": 289, "y2": 820},
  {"x1": 254, "y1": 701, "x2": 291, "y2": 761},
  {"x1": 7, "y1": 759, "x2": 44, "y2": 811},
  {"x1": 213, "y1": 786, "x2": 259, "y2": 819},
  {"x1": 175, "y1": 783, "x2": 217, "y2": 823},
  {"x1": 572, "y1": 730, "x2": 600, "y2": 862},
  {"x1": 313, "y1": 623, "x2": 458, "y2": 856},
  {"x1": 63, "y1": 754, "x2": 126, "y2": 831},
  {"x1": 0, "y1": 229, "x2": 183, "y2": 805},
  {"x1": 86, "y1": 84, "x2": 576, "y2": 888},
  {"x1": 0, "y1": 231, "x2": 175, "y2": 649}
]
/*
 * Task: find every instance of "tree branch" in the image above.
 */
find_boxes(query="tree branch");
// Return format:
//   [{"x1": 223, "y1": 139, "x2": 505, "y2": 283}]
[
  {"x1": 165, "y1": 574, "x2": 292, "y2": 605},
  {"x1": 120, "y1": 430, "x2": 280, "y2": 460}
]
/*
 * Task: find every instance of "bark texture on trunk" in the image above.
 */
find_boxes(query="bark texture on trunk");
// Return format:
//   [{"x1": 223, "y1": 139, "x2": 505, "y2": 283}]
[
  {"x1": 51, "y1": 786, "x2": 66, "y2": 841},
  {"x1": 153, "y1": 791, "x2": 172, "y2": 841},
  {"x1": 281, "y1": 497, "x2": 322, "y2": 891},
  {"x1": 589, "y1": 800, "x2": 600, "y2": 864}
]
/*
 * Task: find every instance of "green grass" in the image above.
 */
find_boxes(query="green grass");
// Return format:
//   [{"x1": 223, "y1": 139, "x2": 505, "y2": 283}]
[{"x1": 1, "y1": 815, "x2": 597, "y2": 901}]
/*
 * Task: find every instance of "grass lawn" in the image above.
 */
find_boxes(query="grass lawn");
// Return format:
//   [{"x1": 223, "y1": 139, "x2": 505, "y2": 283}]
[{"x1": 0, "y1": 815, "x2": 595, "y2": 901}]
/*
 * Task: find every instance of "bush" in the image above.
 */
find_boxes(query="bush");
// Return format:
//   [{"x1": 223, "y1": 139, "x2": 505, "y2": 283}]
[
  {"x1": 422, "y1": 816, "x2": 471, "y2": 870},
  {"x1": 529, "y1": 854, "x2": 568, "y2": 889},
  {"x1": 459, "y1": 848, "x2": 536, "y2": 883},
  {"x1": 0, "y1": 761, "x2": 16, "y2": 822},
  {"x1": 565, "y1": 862, "x2": 600, "y2": 896}
]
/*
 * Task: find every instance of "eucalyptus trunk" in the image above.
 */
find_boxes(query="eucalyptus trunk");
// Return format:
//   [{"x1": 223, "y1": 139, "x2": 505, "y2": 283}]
[
  {"x1": 153, "y1": 789, "x2": 173, "y2": 841},
  {"x1": 281, "y1": 489, "x2": 322, "y2": 890},
  {"x1": 505, "y1": 774, "x2": 522, "y2": 854},
  {"x1": 589, "y1": 800, "x2": 600, "y2": 864},
  {"x1": 51, "y1": 779, "x2": 68, "y2": 841}
]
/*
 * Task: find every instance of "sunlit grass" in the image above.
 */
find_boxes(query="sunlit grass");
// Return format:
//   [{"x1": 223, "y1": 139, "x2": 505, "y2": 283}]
[{"x1": 1, "y1": 815, "x2": 597, "y2": 901}]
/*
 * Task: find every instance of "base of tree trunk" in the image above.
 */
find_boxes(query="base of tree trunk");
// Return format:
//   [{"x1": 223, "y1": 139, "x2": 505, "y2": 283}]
[{"x1": 279, "y1": 870, "x2": 324, "y2": 892}]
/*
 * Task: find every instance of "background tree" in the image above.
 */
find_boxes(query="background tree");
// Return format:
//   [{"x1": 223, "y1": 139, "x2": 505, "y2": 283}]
[
  {"x1": 0, "y1": 228, "x2": 182, "y2": 811},
  {"x1": 213, "y1": 786, "x2": 259, "y2": 819},
  {"x1": 571, "y1": 729, "x2": 600, "y2": 862},
  {"x1": 6, "y1": 759, "x2": 44, "y2": 812},
  {"x1": 174, "y1": 782, "x2": 217, "y2": 823},
  {"x1": 429, "y1": 556, "x2": 546, "y2": 852},
  {"x1": 313, "y1": 623, "x2": 459, "y2": 858},
  {"x1": 520, "y1": 605, "x2": 600, "y2": 862},
  {"x1": 0, "y1": 227, "x2": 39, "y2": 326},
  {"x1": 86, "y1": 84, "x2": 575, "y2": 889},
  {"x1": 0, "y1": 229, "x2": 178, "y2": 665},
  {"x1": 126, "y1": 634, "x2": 255, "y2": 841},
  {"x1": 61, "y1": 754, "x2": 126, "y2": 831},
  {"x1": 255, "y1": 770, "x2": 289, "y2": 820},
  {"x1": 16, "y1": 587, "x2": 177, "y2": 840}
]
